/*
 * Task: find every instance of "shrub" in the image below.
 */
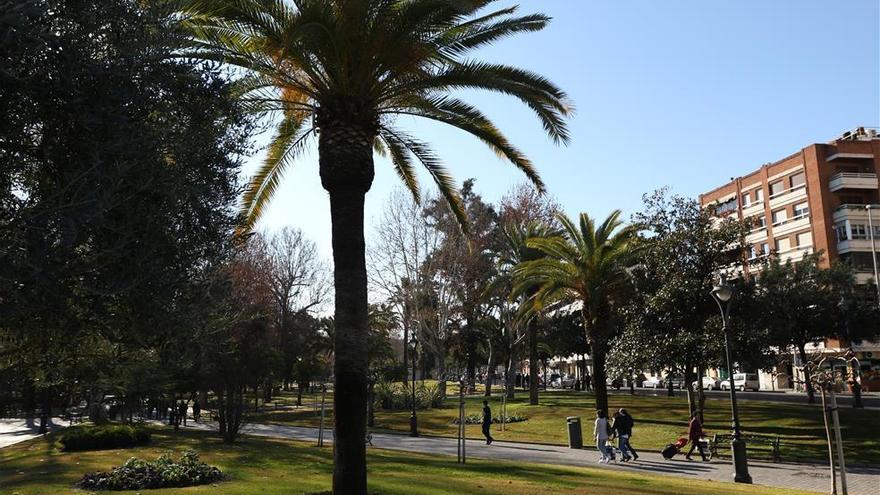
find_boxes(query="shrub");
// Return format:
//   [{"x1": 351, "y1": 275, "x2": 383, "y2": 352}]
[
  {"x1": 374, "y1": 381, "x2": 443, "y2": 411},
  {"x1": 61, "y1": 424, "x2": 151, "y2": 451},
  {"x1": 77, "y1": 450, "x2": 223, "y2": 491}
]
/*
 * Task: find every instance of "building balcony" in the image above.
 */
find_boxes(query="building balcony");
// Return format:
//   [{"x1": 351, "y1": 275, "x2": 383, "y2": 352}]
[
  {"x1": 829, "y1": 172, "x2": 878, "y2": 192},
  {"x1": 837, "y1": 238, "x2": 880, "y2": 255},
  {"x1": 768, "y1": 184, "x2": 807, "y2": 209},
  {"x1": 832, "y1": 204, "x2": 880, "y2": 223},
  {"x1": 742, "y1": 201, "x2": 765, "y2": 217},
  {"x1": 771, "y1": 214, "x2": 810, "y2": 237}
]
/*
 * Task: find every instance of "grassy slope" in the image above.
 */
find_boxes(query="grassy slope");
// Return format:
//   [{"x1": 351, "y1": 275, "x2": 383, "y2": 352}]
[
  {"x1": 254, "y1": 389, "x2": 879, "y2": 464},
  {"x1": 0, "y1": 427, "x2": 814, "y2": 495}
]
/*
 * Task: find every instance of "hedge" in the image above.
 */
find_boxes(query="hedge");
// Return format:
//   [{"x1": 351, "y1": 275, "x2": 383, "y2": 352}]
[{"x1": 60, "y1": 424, "x2": 151, "y2": 451}]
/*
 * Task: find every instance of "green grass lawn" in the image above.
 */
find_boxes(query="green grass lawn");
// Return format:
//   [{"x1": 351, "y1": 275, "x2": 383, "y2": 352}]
[
  {"x1": 253, "y1": 389, "x2": 879, "y2": 465},
  {"x1": 0, "y1": 427, "x2": 815, "y2": 495}
]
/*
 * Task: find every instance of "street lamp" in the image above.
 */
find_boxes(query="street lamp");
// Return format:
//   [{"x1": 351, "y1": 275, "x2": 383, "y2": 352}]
[
  {"x1": 866, "y1": 205, "x2": 880, "y2": 303},
  {"x1": 711, "y1": 276, "x2": 752, "y2": 484}
]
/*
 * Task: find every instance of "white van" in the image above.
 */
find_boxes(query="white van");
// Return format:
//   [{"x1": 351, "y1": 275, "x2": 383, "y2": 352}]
[{"x1": 720, "y1": 373, "x2": 760, "y2": 391}]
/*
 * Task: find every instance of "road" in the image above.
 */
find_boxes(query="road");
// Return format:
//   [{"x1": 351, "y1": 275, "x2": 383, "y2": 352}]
[{"x1": 603, "y1": 387, "x2": 880, "y2": 408}]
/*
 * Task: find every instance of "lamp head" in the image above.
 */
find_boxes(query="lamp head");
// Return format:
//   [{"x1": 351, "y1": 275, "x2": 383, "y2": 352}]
[{"x1": 712, "y1": 276, "x2": 734, "y2": 302}]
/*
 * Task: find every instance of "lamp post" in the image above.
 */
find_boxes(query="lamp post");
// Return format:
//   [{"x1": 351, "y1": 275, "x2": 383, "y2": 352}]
[
  {"x1": 410, "y1": 339, "x2": 419, "y2": 437},
  {"x1": 866, "y1": 205, "x2": 880, "y2": 303},
  {"x1": 711, "y1": 276, "x2": 752, "y2": 484}
]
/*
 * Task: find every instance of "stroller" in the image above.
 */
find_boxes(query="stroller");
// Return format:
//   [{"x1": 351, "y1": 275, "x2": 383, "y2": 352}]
[{"x1": 661, "y1": 437, "x2": 689, "y2": 459}]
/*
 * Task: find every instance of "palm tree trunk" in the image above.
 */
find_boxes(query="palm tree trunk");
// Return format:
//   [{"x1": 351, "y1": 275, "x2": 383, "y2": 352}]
[
  {"x1": 528, "y1": 319, "x2": 539, "y2": 405},
  {"x1": 590, "y1": 339, "x2": 609, "y2": 415},
  {"x1": 320, "y1": 121, "x2": 375, "y2": 495}
]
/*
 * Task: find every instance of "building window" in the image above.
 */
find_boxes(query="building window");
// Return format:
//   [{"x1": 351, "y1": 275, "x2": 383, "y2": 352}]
[
  {"x1": 851, "y1": 224, "x2": 868, "y2": 240},
  {"x1": 772, "y1": 208, "x2": 788, "y2": 225},
  {"x1": 741, "y1": 192, "x2": 751, "y2": 207},
  {"x1": 749, "y1": 245, "x2": 758, "y2": 259},
  {"x1": 750, "y1": 215, "x2": 767, "y2": 230},
  {"x1": 770, "y1": 181, "x2": 784, "y2": 196},
  {"x1": 715, "y1": 198, "x2": 737, "y2": 215},
  {"x1": 761, "y1": 242, "x2": 770, "y2": 255},
  {"x1": 790, "y1": 172, "x2": 806, "y2": 189},
  {"x1": 793, "y1": 202, "x2": 809, "y2": 218},
  {"x1": 835, "y1": 222, "x2": 849, "y2": 242},
  {"x1": 775, "y1": 238, "x2": 791, "y2": 253},
  {"x1": 796, "y1": 231, "x2": 813, "y2": 247},
  {"x1": 755, "y1": 189, "x2": 764, "y2": 202}
]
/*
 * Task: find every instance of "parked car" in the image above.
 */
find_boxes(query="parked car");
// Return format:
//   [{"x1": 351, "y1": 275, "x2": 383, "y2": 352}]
[
  {"x1": 665, "y1": 375, "x2": 686, "y2": 389},
  {"x1": 720, "y1": 373, "x2": 760, "y2": 391},
  {"x1": 561, "y1": 376, "x2": 576, "y2": 389},
  {"x1": 692, "y1": 376, "x2": 721, "y2": 390},
  {"x1": 643, "y1": 377, "x2": 664, "y2": 388}
]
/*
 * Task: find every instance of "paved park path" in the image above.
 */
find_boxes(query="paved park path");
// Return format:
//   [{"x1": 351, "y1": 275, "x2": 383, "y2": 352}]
[
  {"x1": 179, "y1": 421, "x2": 879, "y2": 495},
  {"x1": 0, "y1": 418, "x2": 69, "y2": 449}
]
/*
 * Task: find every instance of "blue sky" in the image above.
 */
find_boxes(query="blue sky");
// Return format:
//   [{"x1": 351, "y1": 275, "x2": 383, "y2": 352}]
[{"x1": 245, "y1": 0, "x2": 880, "y2": 260}]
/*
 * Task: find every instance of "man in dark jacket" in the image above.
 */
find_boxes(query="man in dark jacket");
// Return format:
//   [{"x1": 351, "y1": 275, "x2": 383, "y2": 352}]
[
  {"x1": 482, "y1": 400, "x2": 494, "y2": 445},
  {"x1": 613, "y1": 408, "x2": 639, "y2": 461}
]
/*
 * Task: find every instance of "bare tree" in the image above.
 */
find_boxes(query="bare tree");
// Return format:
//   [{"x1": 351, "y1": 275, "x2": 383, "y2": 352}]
[
  {"x1": 368, "y1": 189, "x2": 454, "y2": 396},
  {"x1": 259, "y1": 228, "x2": 330, "y2": 391}
]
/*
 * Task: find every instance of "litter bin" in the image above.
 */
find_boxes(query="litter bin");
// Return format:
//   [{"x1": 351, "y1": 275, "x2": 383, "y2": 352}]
[{"x1": 566, "y1": 416, "x2": 582, "y2": 449}]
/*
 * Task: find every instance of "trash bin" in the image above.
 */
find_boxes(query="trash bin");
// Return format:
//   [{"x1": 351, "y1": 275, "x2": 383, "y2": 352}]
[{"x1": 566, "y1": 416, "x2": 583, "y2": 449}]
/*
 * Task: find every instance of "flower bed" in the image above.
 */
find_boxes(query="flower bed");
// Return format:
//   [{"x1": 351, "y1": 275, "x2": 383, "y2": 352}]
[
  {"x1": 77, "y1": 450, "x2": 223, "y2": 491},
  {"x1": 451, "y1": 413, "x2": 528, "y2": 425}
]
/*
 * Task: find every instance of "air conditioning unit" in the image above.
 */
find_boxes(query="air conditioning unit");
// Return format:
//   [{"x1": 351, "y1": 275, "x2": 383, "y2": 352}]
[{"x1": 865, "y1": 351, "x2": 874, "y2": 359}]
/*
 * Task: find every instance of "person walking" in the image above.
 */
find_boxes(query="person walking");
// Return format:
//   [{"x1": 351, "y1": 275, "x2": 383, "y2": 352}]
[
  {"x1": 481, "y1": 400, "x2": 494, "y2": 445},
  {"x1": 594, "y1": 410, "x2": 612, "y2": 463},
  {"x1": 178, "y1": 401, "x2": 188, "y2": 427},
  {"x1": 685, "y1": 411, "x2": 708, "y2": 461},
  {"x1": 612, "y1": 408, "x2": 639, "y2": 461},
  {"x1": 192, "y1": 400, "x2": 201, "y2": 423},
  {"x1": 617, "y1": 407, "x2": 639, "y2": 461}
]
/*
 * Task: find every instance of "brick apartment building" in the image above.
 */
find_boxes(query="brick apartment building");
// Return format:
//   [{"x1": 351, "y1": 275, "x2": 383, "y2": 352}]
[{"x1": 699, "y1": 127, "x2": 880, "y2": 391}]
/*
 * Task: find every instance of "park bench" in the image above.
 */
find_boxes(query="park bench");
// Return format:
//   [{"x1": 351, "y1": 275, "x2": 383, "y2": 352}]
[{"x1": 710, "y1": 433, "x2": 781, "y2": 463}]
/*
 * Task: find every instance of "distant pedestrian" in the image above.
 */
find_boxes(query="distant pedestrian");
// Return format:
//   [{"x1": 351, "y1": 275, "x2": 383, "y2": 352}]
[
  {"x1": 685, "y1": 411, "x2": 708, "y2": 461},
  {"x1": 613, "y1": 408, "x2": 639, "y2": 461},
  {"x1": 482, "y1": 400, "x2": 494, "y2": 445},
  {"x1": 594, "y1": 410, "x2": 613, "y2": 463},
  {"x1": 192, "y1": 401, "x2": 201, "y2": 422},
  {"x1": 178, "y1": 401, "x2": 188, "y2": 427}
]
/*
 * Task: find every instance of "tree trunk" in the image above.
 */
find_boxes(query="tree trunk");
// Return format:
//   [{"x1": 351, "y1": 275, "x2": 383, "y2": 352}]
[
  {"x1": 798, "y1": 343, "x2": 816, "y2": 404},
  {"x1": 667, "y1": 369, "x2": 675, "y2": 397},
  {"x1": 528, "y1": 319, "x2": 539, "y2": 405},
  {"x1": 696, "y1": 364, "x2": 706, "y2": 417},
  {"x1": 320, "y1": 118, "x2": 374, "y2": 495},
  {"x1": 505, "y1": 354, "x2": 515, "y2": 399},
  {"x1": 684, "y1": 364, "x2": 696, "y2": 416},
  {"x1": 402, "y1": 320, "x2": 409, "y2": 387},
  {"x1": 435, "y1": 355, "x2": 447, "y2": 400},
  {"x1": 590, "y1": 339, "x2": 609, "y2": 416},
  {"x1": 484, "y1": 341, "x2": 494, "y2": 397},
  {"x1": 38, "y1": 388, "x2": 51, "y2": 434}
]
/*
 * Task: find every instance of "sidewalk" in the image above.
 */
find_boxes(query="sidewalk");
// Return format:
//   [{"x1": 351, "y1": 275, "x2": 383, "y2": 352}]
[
  {"x1": 0, "y1": 418, "x2": 69, "y2": 449},
  {"x1": 175, "y1": 421, "x2": 879, "y2": 495}
]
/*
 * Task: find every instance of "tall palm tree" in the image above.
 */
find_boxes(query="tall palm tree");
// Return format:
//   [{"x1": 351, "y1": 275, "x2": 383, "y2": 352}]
[
  {"x1": 514, "y1": 211, "x2": 639, "y2": 415},
  {"x1": 181, "y1": 1, "x2": 570, "y2": 492}
]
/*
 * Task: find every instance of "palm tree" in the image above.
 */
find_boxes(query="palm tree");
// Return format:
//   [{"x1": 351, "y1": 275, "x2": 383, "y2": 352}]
[
  {"x1": 485, "y1": 220, "x2": 556, "y2": 401},
  {"x1": 514, "y1": 211, "x2": 639, "y2": 415},
  {"x1": 181, "y1": 1, "x2": 570, "y2": 492}
]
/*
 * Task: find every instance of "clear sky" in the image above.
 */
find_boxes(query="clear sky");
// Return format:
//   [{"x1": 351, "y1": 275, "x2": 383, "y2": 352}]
[{"x1": 244, "y1": 0, "x2": 880, "y2": 262}]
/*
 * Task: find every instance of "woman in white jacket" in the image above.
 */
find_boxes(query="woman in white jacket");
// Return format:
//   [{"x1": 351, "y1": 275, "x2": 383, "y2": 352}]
[{"x1": 594, "y1": 409, "x2": 612, "y2": 463}]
